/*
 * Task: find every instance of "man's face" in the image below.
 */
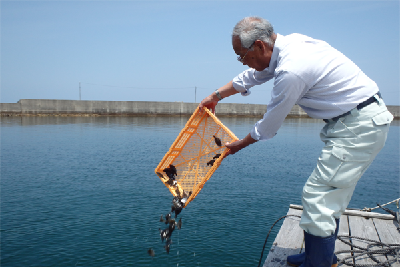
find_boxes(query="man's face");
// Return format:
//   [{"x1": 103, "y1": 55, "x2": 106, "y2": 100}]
[{"x1": 232, "y1": 36, "x2": 272, "y2": 71}]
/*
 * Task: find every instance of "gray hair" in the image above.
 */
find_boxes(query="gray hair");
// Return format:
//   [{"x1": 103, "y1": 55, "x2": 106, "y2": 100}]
[{"x1": 232, "y1": 17, "x2": 275, "y2": 49}]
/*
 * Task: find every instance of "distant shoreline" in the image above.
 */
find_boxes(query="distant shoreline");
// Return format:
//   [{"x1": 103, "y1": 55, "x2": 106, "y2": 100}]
[{"x1": 1, "y1": 99, "x2": 399, "y2": 119}]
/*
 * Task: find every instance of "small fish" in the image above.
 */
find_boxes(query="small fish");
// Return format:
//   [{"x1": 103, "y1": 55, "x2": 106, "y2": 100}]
[
  {"x1": 164, "y1": 240, "x2": 172, "y2": 254},
  {"x1": 165, "y1": 213, "x2": 171, "y2": 224},
  {"x1": 176, "y1": 210, "x2": 182, "y2": 218},
  {"x1": 174, "y1": 207, "x2": 182, "y2": 218},
  {"x1": 171, "y1": 204, "x2": 176, "y2": 214},
  {"x1": 159, "y1": 228, "x2": 170, "y2": 242},
  {"x1": 207, "y1": 159, "x2": 215, "y2": 166},
  {"x1": 213, "y1": 153, "x2": 221, "y2": 159},
  {"x1": 147, "y1": 248, "x2": 155, "y2": 257},
  {"x1": 166, "y1": 177, "x2": 175, "y2": 186},
  {"x1": 168, "y1": 218, "x2": 176, "y2": 226},
  {"x1": 159, "y1": 215, "x2": 164, "y2": 222},
  {"x1": 169, "y1": 164, "x2": 177, "y2": 176},
  {"x1": 177, "y1": 218, "x2": 182, "y2": 230},
  {"x1": 171, "y1": 196, "x2": 183, "y2": 217},
  {"x1": 175, "y1": 187, "x2": 181, "y2": 198},
  {"x1": 169, "y1": 220, "x2": 175, "y2": 234},
  {"x1": 181, "y1": 197, "x2": 187, "y2": 204},
  {"x1": 166, "y1": 173, "x2": 175, "y2": 180},
  {"x1": 213, "y1": 135, "x2": 222, "y2": 147},
  {"x1": 163, "y1": 164, "x2": 177, "y2": 179},
  {"x1": 160, "y1": 223, "x2": 174, "y2": 242},
  {"x1": 172, "y1": 196, "x2": 183, "y2": 209}
]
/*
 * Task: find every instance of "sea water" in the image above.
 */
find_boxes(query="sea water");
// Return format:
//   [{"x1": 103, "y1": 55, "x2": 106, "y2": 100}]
[{"x1": 1, "y1": 116, "x2": 399, "y2": 267}]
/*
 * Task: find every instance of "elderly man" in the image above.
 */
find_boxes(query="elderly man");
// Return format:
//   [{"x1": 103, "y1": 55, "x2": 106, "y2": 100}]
[{"x1": 199, "y1": 17, "x2": 393, "y2": 267}]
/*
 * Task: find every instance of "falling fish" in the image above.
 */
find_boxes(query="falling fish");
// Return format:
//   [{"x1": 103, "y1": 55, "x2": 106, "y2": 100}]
[
  {"x1": 171, "y1": 196, "x2": 184, "y2": 218},
  {"x1": 165, "y1": 213, "x2": 171, "y2": 224},
  {"x1": 159, "y1": 215, "x2": 164, "y2": 222},
  {"x1": 213, "y1": 135, "x2": 222, "y2": 147},
  {"x1": 169, "y1": 220, "x2": 175, "y2": 233},
  {"x1": 177, "y1": 218, "x2": 182, "y2": 230},
  {"x1": 174, "y1": 207, "x2": 182, "y2": 218},
  {"x1": 147, "y1": 248, "x2": 155, "y2": 257},
  {"x1": 172, "y1": 196, "x2": 183, "y2": 208},
  {"x1": 171, "y1": 204, "x2": 176, "y2": 214},
  {"x1": 159, "y1": 228, "x2": 170, "y2": 242},
  {"x1": 168, "y1": 218, "x2": 176, "y2": 226},
  {"x1": 159, "y1": 222, "x2": 175, "y2": 242},
  {"x1": 165, "y1": 240, "x2": 172, "y2": 254}
]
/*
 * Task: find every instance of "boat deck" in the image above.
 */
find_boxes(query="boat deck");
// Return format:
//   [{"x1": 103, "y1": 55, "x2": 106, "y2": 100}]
[{"x1": 263, "y1": 205, "x2": 400, "y2": 267}]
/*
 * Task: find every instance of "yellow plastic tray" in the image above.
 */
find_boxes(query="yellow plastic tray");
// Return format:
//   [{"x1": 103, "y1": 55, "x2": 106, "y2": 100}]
[{"x1": 155, "y1": 106, "x2": 239, "y2": 207}]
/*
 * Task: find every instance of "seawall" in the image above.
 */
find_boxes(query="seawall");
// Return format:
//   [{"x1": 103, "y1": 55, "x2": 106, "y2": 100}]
[{"x1": 1, "y1": 99, "x2": 399, "y2": 119}]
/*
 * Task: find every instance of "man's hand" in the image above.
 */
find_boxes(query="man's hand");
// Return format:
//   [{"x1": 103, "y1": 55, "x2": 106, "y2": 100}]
[
  {"x1": 198, "y1": 94, "x2": 219, "y2": 114},
  {"x1": 224, "y1": 133, "x2": 258, "y2": 157},
  {"x1": 198, "y1": 81, "x2": 239, "y2": 114}
]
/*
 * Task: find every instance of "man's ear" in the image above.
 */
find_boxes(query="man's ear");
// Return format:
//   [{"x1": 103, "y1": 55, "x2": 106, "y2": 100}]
[
  {"x1": 254, "y1": 40, "x2": 266, "y2": 54},
  {"x1": 256, "y1": 40, "x2": 274, "y2": 57}
]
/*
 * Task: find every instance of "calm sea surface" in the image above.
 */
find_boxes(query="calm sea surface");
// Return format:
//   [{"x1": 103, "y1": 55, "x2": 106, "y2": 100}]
[{"x1": 1, "y1": 116, "x2": 399, "y2": 267}]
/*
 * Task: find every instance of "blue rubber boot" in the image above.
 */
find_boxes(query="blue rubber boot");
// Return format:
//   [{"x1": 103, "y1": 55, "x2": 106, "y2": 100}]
[
  {"x1": 298, "y1": 231, "x2": 336, "y2": 267},
  {"x1": 287, "y1": 251, "x2": 338, "y2": 267},
  {"x1": 287, "y1": 219, "x2": 339, "y2": 267}
]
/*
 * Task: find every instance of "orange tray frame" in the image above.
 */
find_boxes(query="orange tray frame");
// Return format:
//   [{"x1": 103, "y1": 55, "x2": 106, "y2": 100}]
[{"x1": 155, "y1": 106, "x2": 238, "y2": 207}]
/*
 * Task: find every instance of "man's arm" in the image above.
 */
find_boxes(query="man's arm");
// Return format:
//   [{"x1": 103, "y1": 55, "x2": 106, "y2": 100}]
[
  {"x1": 198, "y1": 81, "x2": 239, "y2": 114},
  {"x1": 225, "y1": 133, "x2": 258, "y2": 157},
  {"x1": 198, "y1": 81, "x2": 257, "y2": 157}
]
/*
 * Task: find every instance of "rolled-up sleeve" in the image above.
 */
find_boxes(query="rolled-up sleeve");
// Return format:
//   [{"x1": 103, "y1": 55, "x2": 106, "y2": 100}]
[
  {"x1": 251, "y1": 71, "x2": 308, "y2": 141},
  {"x1": 232, "y1": 68, "x2": 275, "y2": 96}
]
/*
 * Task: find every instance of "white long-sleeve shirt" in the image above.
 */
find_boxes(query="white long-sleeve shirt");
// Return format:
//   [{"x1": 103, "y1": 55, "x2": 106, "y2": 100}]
[{"x1": 232, "y1": 33, "x2": 379, "y2": 141}]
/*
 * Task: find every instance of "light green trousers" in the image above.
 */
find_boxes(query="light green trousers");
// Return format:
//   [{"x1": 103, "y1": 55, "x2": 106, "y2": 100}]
[{"x1": 300, "y1": 98, "x2": 393, "y2": 237}]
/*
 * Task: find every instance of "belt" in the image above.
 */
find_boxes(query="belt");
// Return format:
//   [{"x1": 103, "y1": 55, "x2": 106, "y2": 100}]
[{"x1": 323, "y1": 92, "x2": 381, "y2": 123}]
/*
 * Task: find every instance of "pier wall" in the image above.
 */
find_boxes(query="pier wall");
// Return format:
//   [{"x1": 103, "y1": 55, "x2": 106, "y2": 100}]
[{"x1": 1, "y1": 99, "x2": 399, "y2": 118}]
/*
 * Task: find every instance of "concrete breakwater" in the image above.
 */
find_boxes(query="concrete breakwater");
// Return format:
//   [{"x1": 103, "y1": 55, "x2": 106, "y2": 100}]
[{"x1": 1, "y1": 99, "x2": 399, "y2": 118}]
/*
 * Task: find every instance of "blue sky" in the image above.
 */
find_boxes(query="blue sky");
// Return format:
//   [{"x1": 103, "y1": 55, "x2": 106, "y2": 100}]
[{"x1": 1, "y1": 1, "x2": 399, "y2": 105}]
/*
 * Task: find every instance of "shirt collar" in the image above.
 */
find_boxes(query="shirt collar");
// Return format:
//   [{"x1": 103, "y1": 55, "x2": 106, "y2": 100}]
[{"x1": 265, "y1": 33, "x2": 282, "y2": 73}]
